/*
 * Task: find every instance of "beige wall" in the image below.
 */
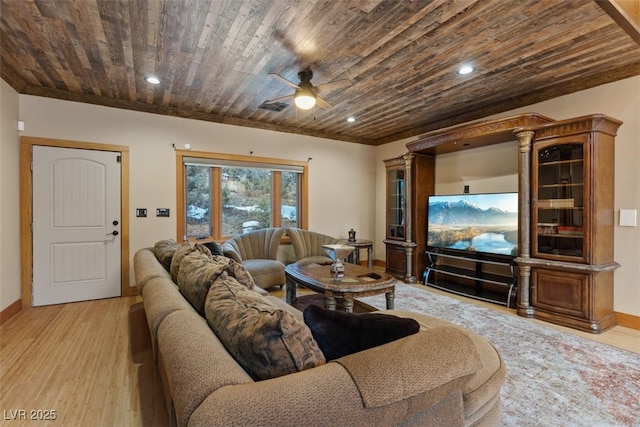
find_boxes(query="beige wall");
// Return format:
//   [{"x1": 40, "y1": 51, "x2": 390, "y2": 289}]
[
  {"x1": 375, "y1": 76, "x2": 640, "y2": 317},
  {"x1": 4, "y1": 92, "x2": 376, "y2": 302},
  {"x1": 0, "y1": 80, "x2": 21, "y2": 312},
  {"x1": 435, "y1": 141, "x2": 518, "y2": 194},
  {"x1": 2, "y1": 75, "x2": 638, "y2": 317}
]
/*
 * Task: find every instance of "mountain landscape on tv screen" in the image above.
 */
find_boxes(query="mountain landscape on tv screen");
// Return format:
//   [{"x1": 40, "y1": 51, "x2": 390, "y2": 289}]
[{"x1": 427, "y1": 198, "x2": 518, "y2": 256}]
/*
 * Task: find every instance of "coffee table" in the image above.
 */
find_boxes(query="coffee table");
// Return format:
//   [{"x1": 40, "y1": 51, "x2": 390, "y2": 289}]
[{"x1": 285, "y1": 262, "x2": 396, "y2": 313}]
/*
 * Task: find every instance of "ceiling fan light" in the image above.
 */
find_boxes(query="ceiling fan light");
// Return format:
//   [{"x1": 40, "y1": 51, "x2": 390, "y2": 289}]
[
  {"x1": 294, "y1": 86, "x2": 316, "y2": 110},
  {"x1": 295, "y1": 94, "x2": 316, "y2": 110}
]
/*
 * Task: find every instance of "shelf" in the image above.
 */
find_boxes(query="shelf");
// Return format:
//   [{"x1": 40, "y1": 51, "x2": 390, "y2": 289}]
[
  {"x1": 539, "y1": 183, "x2": 583, "y2": 189},
  {"x1": 539, "y1": 158, "x2": 583, "y2": 166},
  {"x1": 537, "y1": 207, "x2": 583, "y2": 210},
  {"x1": 423, "y1": 249, "x2": 517, "y2": 308},
  {"x1": 424, "y1": 250, "x2": 511, "y2": 268},
  {"x1": 538, "y1": 233, "x2": 583, "y2": 238},
  {"x1": 537, "y1": 198, "x2": 575, "y2": 208},
  {"x1": 426, "y1": 279, "x2": 516, "y2": 308},
  {"x1": 427, "y1": 264, "x2": 513, "y2": 286}
]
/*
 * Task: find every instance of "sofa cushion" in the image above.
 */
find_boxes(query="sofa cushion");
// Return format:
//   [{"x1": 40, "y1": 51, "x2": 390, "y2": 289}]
[
  {"x1": 177, "y1": 251, "x2": 255, "y2": 315},
  {"x1": 335, "y1": 326, "x2": 483, "y2": 409},
  {"x1": 134, "y1": 247, "x2": 172, "y2": 293},
  {"x1": 205, "y1": 272, "x2": 325, "y2": 380},
  {"x1": 386, "y1": 309, "x2": 505, "y2": 419},
  {"x1": 303, "y1": 304, "x2": 420, "y2": 360},
  {"x1": 177, "y1": 251, "x2": 232, "y2": 315},
  {"x1": 169, "y1": 242, "x2": 212, "y2": 282},
  {"x1": 157, "y1": 309, "x2": 254, "y2": 427},
  {"x1": 222, "y1": 256, "x2": 256, "y2": 290},
  {"x1": 153, "y1": 239, "x2": 179, "y2": 271}
]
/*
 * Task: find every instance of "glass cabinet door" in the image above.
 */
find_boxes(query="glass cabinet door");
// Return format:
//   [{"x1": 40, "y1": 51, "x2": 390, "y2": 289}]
[
  {"x1": 386, "y1": 168, "x2": 405, "y2": 240},
  {"x1": 533, "y1": 138, "x2": 587, "y2": 262}
]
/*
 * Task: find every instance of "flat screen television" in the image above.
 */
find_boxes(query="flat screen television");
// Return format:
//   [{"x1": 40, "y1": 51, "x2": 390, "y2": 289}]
[{"x1": 427, "y1": 193, "x2": 518, "y2": 256}]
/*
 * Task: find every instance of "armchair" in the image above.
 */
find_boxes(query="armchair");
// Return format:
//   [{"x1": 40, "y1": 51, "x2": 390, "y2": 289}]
[
  {"x1": 221, "y1": 227, "x2": 285, "y2": 290},
  {"x1": 286, "y1": 228, "x2": 339, "y2": 265}
]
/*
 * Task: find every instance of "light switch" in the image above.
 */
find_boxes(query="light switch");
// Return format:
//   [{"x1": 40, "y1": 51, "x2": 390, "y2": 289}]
[
  {"x1": 156, "y1": 208, "x2": 170, "y2": 217},
  {"x1": 619, "y1": 209, "x2": 637, "y2": 227}
]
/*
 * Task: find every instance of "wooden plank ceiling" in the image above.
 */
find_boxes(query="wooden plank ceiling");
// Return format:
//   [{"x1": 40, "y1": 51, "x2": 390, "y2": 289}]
[{"x1": 1, "y1": 0, "x2": 639, "y2": 146}]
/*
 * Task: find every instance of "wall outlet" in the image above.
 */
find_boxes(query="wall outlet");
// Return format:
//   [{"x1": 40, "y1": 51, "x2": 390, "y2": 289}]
[
  {"x1": 136, "y1": 208, "x2": 147, "y2": 218},
  {"x1": 156, "y1": 208, "x2": 170, "y2": 217}
]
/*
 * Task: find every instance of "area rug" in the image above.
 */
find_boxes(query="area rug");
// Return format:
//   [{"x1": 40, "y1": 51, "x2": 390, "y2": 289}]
[{"x1": 358, "y1": 284, "x2": 640, "y2": 427}]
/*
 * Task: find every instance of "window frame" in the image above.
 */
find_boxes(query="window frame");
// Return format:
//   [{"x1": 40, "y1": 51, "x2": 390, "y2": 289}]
[{"x1": 176, "y1": 150, "x2": 308, "y2": 242}]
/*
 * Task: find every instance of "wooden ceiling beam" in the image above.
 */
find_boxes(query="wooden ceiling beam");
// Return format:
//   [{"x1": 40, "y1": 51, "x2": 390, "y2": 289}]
[{"x1": 596, "y1": 0, "x2": 640, "y2": 45}]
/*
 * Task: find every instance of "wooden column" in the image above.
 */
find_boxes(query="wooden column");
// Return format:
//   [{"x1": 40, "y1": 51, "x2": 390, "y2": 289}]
[
  {"x1": 515, "y1": 130, "x2": 535, "y2": 316},
  {"x1": 402, "y1": 153, "x2": 417, "y2": 283}
]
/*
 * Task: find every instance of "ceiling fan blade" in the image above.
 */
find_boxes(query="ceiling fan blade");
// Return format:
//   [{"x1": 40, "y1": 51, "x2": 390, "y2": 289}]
[
  {"x1": 315, "y1": 95, "x2": 332, "y2": 109},
  {"x1": 265, "y1": 94, "x2": 293, "y2": 103},
  {"x1": 315, "y1": 78, "x2": 352, "y2": 93},
  {"x1": 269, "y1": 73, "x2": 300, "y2": 89}
]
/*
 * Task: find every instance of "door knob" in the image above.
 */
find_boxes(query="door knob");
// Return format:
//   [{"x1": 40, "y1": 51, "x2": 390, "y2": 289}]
[{"x1": 107, "y1": 231, "x2": 119, "y2": 236}]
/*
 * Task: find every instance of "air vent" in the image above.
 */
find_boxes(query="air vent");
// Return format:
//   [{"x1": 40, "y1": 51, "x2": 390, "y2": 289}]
[{"x1": 259, "y1": 101, "x2": 289, "y2": 112}]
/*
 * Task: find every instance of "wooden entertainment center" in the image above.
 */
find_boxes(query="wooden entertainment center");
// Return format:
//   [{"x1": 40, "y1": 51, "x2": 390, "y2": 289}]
[{"x1": 384, "y1": 113, "x2": 622, "y2": 333}]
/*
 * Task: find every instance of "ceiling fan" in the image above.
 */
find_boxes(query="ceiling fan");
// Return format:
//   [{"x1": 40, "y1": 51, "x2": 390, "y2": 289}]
[{"x1": 266, "y1": 68, "x2": 352, "y2": 110}]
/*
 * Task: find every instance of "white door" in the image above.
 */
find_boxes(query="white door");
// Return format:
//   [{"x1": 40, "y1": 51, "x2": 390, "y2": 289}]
[{"x1": 32, "y1": 146, "x2": 121, "y2": 306}]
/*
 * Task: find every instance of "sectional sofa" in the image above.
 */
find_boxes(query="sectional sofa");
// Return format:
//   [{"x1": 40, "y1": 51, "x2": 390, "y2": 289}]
[{"x1": 133, "y1": 240, "x2": 506, "y2": 426}]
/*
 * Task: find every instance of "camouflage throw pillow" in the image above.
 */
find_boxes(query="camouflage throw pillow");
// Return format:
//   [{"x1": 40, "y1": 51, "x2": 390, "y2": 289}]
[
  {"x1": 177, "y1": 251, "x2": 230, "y2": 315},
  {"x1": 205, "y1": 272, "x2": 325, "y2": 381},
  {"x1": 153, "y1": 239, "x2": 179, "y2": 271},
  {"x1": 223, "y1": 257, "x2": 256, "y2": 290},
  {"x1": 169, "y1": 242, "x2": 212, "y2": 282}
]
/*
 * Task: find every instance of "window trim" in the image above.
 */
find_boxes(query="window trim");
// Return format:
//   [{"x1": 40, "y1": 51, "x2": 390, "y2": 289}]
[{"x1": 176, "y1": 150, "x2": 308, "y2": 242}]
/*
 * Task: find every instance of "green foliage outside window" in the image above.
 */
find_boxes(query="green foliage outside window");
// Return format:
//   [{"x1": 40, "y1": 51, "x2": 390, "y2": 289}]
[{"x1": 185, "y1": 163, "x2": 300, "y2": 238}]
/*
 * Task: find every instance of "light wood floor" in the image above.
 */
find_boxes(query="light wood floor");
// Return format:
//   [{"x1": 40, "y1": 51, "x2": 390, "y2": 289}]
[
  {"x1": 1, "y1": 288, "x2": 638, "y2": 426},
  {"x1": 0, "y1": 296, "x2": 169, "y2": 426}
]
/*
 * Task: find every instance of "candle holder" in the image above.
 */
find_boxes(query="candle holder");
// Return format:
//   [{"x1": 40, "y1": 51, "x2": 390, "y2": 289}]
[{"x1": 322, "y1": 244, "x2": 355, "y2": 279}]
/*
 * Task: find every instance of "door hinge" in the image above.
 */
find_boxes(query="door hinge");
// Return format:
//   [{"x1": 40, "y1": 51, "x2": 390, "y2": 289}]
[{"x1": 116, "y1": 155, "x2": 122, "y2": 163}]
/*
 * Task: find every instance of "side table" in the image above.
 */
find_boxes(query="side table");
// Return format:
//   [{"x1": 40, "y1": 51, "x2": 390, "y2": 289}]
[{"x1": 338, "y1": 239, "x2": 373, "y2": 269}]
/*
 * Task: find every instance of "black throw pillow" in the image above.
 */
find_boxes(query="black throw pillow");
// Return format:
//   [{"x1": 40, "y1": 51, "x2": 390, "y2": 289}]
[
  {"x1": 203, "y1": 241, "x2": 223, "y2": 256},
  {"x1": 303, "y1": 304, "x2": 420, "y2": 360}
]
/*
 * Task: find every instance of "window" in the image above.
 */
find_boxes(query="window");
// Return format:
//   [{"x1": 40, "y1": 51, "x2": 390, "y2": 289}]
[{"x1": 177, "y1": 151, "x2": 308, "y2": 241}]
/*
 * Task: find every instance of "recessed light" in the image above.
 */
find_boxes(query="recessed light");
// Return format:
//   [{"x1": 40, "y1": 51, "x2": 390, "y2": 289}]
[
  {"x1": 145, "y1": 76, "x2": 161, "y2": 85},
  {"x1": 347, "y1": 117, "x2": 356, "y2": 123},
  {"x1": 458, "y1": 65, "x2": 474, "y2": 75}
]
